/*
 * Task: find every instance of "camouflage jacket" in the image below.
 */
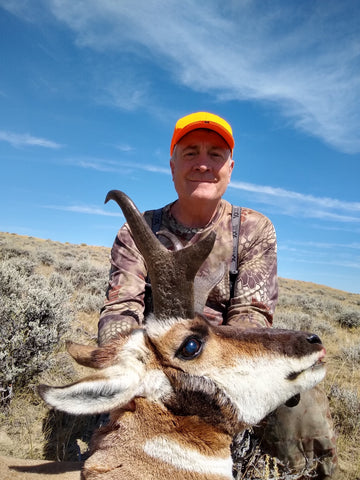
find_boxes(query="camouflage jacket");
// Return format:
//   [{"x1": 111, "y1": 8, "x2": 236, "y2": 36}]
[{"x1": 98, "y1": 199, "x2": 278, "y2": 345}]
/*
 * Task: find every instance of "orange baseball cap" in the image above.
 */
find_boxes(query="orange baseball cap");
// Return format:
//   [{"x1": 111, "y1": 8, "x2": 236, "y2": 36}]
[{"x1": 170, "y1": 111, "x2": 235, "y2": 156}]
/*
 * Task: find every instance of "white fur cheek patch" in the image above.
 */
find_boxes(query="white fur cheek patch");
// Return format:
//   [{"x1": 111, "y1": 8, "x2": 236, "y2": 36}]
[
  {"x1": 141, "y1": 369, "x2": 173, "y2": 402},
  {"x1": 203, "y1": 353, "x2": 325, "y2": 425},
  {"x1": 144, "y1": 437, "x2": 233, "y2": 479}
]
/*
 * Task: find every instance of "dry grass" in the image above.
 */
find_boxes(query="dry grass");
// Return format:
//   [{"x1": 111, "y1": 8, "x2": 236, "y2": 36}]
[
  {"x1": 1, "y1": 232, "x2": 360, "y2": 478},
  {"x1": 275, "y1": 280, "x2": 360, "y2": 479}
]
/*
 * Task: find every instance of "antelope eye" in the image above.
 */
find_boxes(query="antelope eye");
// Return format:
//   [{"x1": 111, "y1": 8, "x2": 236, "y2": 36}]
[{"x1": 177, "y1": 337, "x2": 203, "y2": 360}]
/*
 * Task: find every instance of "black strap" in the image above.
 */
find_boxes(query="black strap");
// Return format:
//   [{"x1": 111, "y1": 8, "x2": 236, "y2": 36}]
[
  {"x1": 146, "y1": 205, "x2": 241, "y2": 305},
  {"x1": 230, "y1": 205, "x2": 241, "y2": 299},
  {"x1": 151, "y1": 208, "x2": 163, "y2": 235},
  {"x1": 144, "y1": 208, "x2": 163, "y2": 316},
  {"x1": 230, "y1": 205, "x2": 241, "y2": 275}
]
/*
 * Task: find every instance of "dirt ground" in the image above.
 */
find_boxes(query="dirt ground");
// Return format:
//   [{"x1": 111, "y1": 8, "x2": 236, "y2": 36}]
[{"x1": 0, "y1": 455, "x2": 81, "y2": 480}]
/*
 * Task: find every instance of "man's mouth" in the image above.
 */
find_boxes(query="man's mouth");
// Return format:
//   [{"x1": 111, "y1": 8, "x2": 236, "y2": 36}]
[{"x1": 188, "y1": 178, "x2": 217, "y2": 183}]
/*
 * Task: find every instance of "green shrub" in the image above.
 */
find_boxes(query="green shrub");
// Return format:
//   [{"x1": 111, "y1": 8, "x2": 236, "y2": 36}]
[
  {"x1": 274, "y1": 310, "x2": 334, "y2": 335},
  {"x1": 36, "y1": 248, "x2": 55, "y2": 266},
  {"x1": 274, "y1": 311, "x2": 313, "y2": 330},
  {"x1": 69, "y1": 259, "x2": 108, "y2": 290},
  {"x1": 75, "y1": 291, "x2": 103, "y2": 313},
  {"x1": 54, "y1": 258, "x2": 74, "y2": 274},
  {"x1": 48, "y1": 271, "x2": 72, "y2": 293},
  {"x1": 336, "y1": 308, "x2": 360, "y2": 328},
  {"x1": 339, "y1": 344, "x2": 360, "y2": 363},
  {"x1": 0, "y1": 260, "x2": 73, "y2": 391},
  {"x1": 330, "y1": 384, "x2": 360, "y2": 436},
  {"x1": 278, "y1": 293, "x2": 342, "y2": 317}
]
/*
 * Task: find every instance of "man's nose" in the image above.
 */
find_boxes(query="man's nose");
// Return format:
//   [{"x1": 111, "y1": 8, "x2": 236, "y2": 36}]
[
  {"x1": 193, "y1": 152, "x2": 211, "y2": 171},
  {"x1": 195, "y1": 164, "x2": 210, "y2": 172}
]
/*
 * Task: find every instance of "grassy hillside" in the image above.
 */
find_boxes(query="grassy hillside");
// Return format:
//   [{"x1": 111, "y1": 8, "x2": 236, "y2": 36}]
[{"x1": 0, "y1": 231, "x2": 359, "y2": 478}]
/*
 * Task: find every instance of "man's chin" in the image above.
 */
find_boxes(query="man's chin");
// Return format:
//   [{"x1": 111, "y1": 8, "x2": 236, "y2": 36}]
[
  {"x1": 188, "y1": 189, "x2": 220, "y2": 202},
  {"x1": 187, "y1": 182, "x2": 218, "y2": 194}
]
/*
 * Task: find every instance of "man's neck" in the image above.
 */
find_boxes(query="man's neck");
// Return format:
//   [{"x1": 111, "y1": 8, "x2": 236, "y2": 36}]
[{"x1": 171, "y1": 199, "x2": 221, "y2": 228}]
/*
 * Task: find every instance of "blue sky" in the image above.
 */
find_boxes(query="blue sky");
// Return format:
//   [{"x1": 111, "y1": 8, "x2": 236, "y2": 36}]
[{"x1": 1, "y1": 0, "x2": 360, "y2": 293}]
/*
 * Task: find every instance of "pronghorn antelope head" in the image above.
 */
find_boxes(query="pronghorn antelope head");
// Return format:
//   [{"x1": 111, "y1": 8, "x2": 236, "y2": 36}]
[{"x1": 39, "y1": 190, "x2": 326, "y2": 480}]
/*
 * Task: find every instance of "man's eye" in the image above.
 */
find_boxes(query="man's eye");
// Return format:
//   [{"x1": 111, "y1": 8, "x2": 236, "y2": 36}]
[
  {"x1": 210, "y1": 152, "x2": 224, "y2": 160},
  {"x1": 176, "y1": 337, "x2": 203, "y2": 360}
]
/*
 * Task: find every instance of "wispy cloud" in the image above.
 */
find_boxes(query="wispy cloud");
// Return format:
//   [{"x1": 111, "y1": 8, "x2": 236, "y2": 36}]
[
  {"x1": 279, "y1": 243, "x2": 360, "y2": 273},
  {"x1": 75, "y1": 159, "x2": 119, "y2": 173},
  {"x1": 284, "y1": 240, "x2": 360, "y2": 250},
  {"x1": 230, "y1": 181, "x2": 360, "y2": 212},
  {"x1": 138, "y1": 164, "x2": 170, "y2": 175},
  {"x1": 29, "y1": 0, "x2": 359, "y2": 154},
  {"x1": 282, "y1": 254, "x2": 360, "y2": 270},
  {"x1": 44, "y1": 204, "x2": 123, "y2": 217},
  {"x1": 65, "y1": 155, "x2": 359, "y2": 222},
  {"x1": 98, "y1": 78, "x2": 150, "y2": 111},
  {"x1": 68, "y1": 157, "x2": 171, "y2": 175},
  {"x1": 114, "y1": 144, "x2": 135, "y2": 152},
  {"x1": 0, "y1": 130, "x2": 63, "y2": 149},
  {"x1": 229, "y1": 180, "x2": 360, "y2": 223}
]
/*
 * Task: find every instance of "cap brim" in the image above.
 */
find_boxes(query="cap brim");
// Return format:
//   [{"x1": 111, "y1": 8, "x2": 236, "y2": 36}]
[{"x1": 170, "y1": 120, "x2": 234, "y2": 155}]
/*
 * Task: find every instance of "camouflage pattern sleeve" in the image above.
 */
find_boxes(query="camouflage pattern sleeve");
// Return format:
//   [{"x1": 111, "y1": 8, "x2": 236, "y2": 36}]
[
  {"x1": 226, "y1": 209, "x2": 278, "y2": 329},
  {"x1": 98, "y1": 223, "x2": 147, "y2": 345},
  {"x1": 98, "y1": 201, "x2": 278, "y2": 344}
]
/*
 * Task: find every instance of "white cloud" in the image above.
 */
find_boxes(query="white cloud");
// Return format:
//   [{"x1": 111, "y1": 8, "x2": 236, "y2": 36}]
[
  {"x1": 229, "y1": 181, "x2": 360, "y2": 213},
  {"x1": 0, "y1": 130, "x2": 63, "y2": 149},
  {"x1": 44, "y1": 204, "x2": 123, "y2": 217},
  {"x1": 95, "y1": 77, "x2": 150, "y2": 111},
  {"x1": 284, "y1": 240, "x2": 360, "y2": 250},
  {"x1": 66, "y1": 155, "x2": 358, "y2": 222},
  {"x1": 137, "y1": 164, "x2": 170, "y2": 175},
  {"x1": 279, "y1": 243, "x2": 360, "y2": 274},
  {"x1": 115, "y1": 144, "x2": 135, "y2": 152},
  {"x1": 4, "y1": 1, "x2": 359, "y2": 152},
  {"x1": 75, "y1": 159, "x2": 118, "y2": 173},
  {"x1": 283, "y1": 256, "x2": 360, "y2": 270},
  {"x1": 69, "y1": 157, "x2": 171, "y2": 175},
  {"x1": 36, "y1": 0, "x2": 360, "y2": 154},
  {"x1": 229, "y1": 180, "x2": 360, "y2": 223}
]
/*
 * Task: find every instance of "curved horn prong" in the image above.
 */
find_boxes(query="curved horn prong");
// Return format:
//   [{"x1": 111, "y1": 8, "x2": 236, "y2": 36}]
[
  {"x1": 194, "y1": 263, "x2": 226, "y2": 314},
  {"x1": 106, "y1": 190, "x2": 166, "y2": 257},
  {"x1": 156, "y1": 230, "x2": 183, "y2": 251},
  {"x1": 105, "y1": 190, "x2": 216, "y2": 319}
]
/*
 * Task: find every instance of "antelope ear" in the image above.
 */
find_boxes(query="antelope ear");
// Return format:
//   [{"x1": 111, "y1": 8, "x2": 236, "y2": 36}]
[
  {"x1": 38, "y1": 372, "x2": 142, "y2": 415},
  {"x1": 66, "y1": 341, "x2": 99, "y2": 368}
]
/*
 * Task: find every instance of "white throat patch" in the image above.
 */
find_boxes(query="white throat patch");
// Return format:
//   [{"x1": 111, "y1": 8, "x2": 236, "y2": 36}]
[{"x1": 144, "y1": 436, "x2": 233, "y2": 479}]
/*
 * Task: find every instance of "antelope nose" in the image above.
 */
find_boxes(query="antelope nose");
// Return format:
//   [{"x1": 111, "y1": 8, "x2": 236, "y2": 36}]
[{"x1": 307, "y1": 334, "x2": 322, "y2": 345}]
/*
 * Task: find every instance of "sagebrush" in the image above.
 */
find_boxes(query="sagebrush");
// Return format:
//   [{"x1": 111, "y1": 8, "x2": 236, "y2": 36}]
[
  {"x1": 1, "y1": 232, "x2": 360, "y2": 479},
  {"x1": 0, "y1": 258, "x2": 73, "y2": 389}
]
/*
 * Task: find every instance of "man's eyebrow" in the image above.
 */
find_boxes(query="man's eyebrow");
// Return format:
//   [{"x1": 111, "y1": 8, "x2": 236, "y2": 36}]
[
  {"x1": 209, "y1": 146, "x2": 230, "y2": 154},
  {"x1": 182, "y1": 145, "x2": 199, "y2": 151},
  {"x1": 209, "y1": 145, "x2": 226, "y2": 150}
]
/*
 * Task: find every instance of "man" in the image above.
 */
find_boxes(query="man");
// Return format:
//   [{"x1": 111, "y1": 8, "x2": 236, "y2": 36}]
[{"x1": 98, "y1": 112, "x2": 337, "y2": 479}]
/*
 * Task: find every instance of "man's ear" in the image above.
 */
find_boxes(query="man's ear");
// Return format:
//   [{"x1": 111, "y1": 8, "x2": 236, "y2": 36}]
[
  {"x1": 228, "y1": 158, "x2": 235, "y2": 181},
  {"x1": 170, "y1": 158, "x2": 175, "y2": 180}
]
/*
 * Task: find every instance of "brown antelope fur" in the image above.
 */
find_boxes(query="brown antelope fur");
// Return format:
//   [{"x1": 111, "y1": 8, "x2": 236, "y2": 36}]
[{"x1": 39, "y1": 191, "x2": 326, "y2": 480}]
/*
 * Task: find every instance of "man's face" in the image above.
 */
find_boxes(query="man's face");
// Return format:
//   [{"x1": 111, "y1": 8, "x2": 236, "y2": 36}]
[{"x1": 170, "y1": 129, "x2": 234, "y2": 204}]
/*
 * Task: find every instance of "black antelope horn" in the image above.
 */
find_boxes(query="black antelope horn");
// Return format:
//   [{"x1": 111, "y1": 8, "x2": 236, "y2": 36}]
[
  {"x1": 156, "y1": 230, "x2": 183, "y2": 251},
  {"x1": 105, "y1": 190, "x2": 216, "y2": 319},
  {"x1": 194, "y1": 263, "x2": 226, "y2": 314}
]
